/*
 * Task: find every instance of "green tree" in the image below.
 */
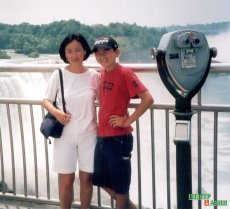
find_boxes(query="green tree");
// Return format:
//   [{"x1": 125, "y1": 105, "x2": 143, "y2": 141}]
[{"x1": 0, "y1": 19, "x2": 228, "y2": 62}]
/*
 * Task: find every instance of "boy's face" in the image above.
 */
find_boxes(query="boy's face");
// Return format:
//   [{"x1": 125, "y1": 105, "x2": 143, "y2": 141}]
[{"x1": 94, "y1": 47, "x2": 120, "y2": 71}]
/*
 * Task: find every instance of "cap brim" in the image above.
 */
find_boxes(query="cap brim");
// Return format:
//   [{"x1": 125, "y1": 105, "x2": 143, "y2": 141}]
[{"x1": 92, "y1": 44, "x2": 113, "y2": 52}]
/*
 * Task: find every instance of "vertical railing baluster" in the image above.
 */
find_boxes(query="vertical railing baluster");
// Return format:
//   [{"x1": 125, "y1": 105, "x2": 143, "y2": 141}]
[
  {"x1": 197, "y1": 110, "x2": 202, "y2": 209},
  {"x1": 0, "y1": 127, "x2": 6, "y2": 193},
  {"x1": 110, "y1": 196, "x2": 115, "y2": 208},
  {"x1": 6, "y1": 104, "x2": 16, "y2": 195},
  {"x1": 30, "y1": 104, "x2": 39, "y2": 198},
  {"x1": 97, "y1": 187, "x2": 101, "y2": 207},
  {"x1": 150, "y1": 108, "x2": 156, "y2": 209},
  {"x1": 165, "y1": 110, "x2": 171, "y2": 209},
  {"x1": 213, "y1": 111, "x2": 218, "y2": 209},
  {"x1": 197, "y1": 89, "x2": 202, "y2": 209},
  {"x1": 41, "y1": 106, "x2": 51, "y2": 199},
  {"x1": 136, "y1": 118, "x2": 142, "y2": 209},
  {"x1": 18, "y1": 104, "x2": 28, "y2": 196}
]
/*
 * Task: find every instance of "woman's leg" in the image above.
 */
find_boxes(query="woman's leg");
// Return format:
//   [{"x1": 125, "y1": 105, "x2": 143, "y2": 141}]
[
  {"x1": 58, "y1": 173, "x2": 75, "y2": 209},
  {"x1": 79, "y1": 170, "x2": 93, "y2": 209}
]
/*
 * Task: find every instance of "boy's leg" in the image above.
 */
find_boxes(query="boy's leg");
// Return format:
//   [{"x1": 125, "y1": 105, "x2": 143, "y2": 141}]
[
  {"x1": 128, "y1": 199, "x2": 137, "y2": 209},
  {"x1": 103, "y1": 135, "x2": 135, "y2": 209},
  {"x1": 103, "y1": 187, "x2": 137, "y2": 209},
  {"x1": 115, "y1": 193, "x2": 129, "y2": 209}
]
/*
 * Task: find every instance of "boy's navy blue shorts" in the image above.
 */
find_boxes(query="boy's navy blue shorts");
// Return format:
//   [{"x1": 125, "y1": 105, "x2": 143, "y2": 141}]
[{"x1": 92, "y1": 134, "x2": 133, "y2": 195}]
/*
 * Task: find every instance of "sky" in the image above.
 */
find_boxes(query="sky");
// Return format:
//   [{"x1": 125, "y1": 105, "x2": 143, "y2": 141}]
[{"x1": 0, "y1": 0, "x2": 230, "y2": 27}]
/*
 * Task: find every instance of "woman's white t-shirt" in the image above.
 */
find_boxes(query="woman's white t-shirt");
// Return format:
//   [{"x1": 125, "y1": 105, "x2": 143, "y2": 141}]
[{"x1": 44, "y1": 67, "x2": 100, "y2": 137}]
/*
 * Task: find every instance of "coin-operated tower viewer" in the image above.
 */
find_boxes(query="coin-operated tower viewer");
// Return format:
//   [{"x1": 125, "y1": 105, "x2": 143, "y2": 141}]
[{"x1": 152, "y1": 30, "x2": 217, "y2": 209}]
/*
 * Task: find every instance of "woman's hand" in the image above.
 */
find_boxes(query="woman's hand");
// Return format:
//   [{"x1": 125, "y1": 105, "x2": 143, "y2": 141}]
[
  {"x1": 42, "y1": 99, "x2": 71, "y2": 125},
  {"x1": 54, "y1": 109, "x2": 71, "y2": 125}
]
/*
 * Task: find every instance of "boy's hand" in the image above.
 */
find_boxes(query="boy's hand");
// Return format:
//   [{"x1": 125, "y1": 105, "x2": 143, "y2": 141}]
[{"x1": 109, "y1": 115, "x2": 128, "y2": 128}]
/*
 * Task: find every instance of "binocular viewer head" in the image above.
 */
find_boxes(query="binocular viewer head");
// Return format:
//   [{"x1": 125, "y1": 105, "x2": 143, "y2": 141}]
[{"x1": 153, "y1": 30, "x2": 217, "y2": 118}]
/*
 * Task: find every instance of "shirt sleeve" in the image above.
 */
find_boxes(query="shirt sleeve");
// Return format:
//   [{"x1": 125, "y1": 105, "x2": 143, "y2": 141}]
[
  {"x1": 43, "y1": 69, "x2": 60, "y2": 102},
  {"x1": 124, "y1": 68, "x2": 148, "y2": 99},
  {"x1": 92, "y1": 70, "x2": 100, "y2": 103}
]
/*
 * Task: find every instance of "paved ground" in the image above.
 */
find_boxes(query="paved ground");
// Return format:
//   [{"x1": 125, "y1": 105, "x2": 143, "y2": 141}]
[
  {"x1": 0, "y1": 201, "x2": 105, "y2": 209},
  {"x1": 0, "y1": 202, "x2": 106, "y2": 209},
  {"x1": 0, "y1": 202, "x2": 60, "y2": 209}
]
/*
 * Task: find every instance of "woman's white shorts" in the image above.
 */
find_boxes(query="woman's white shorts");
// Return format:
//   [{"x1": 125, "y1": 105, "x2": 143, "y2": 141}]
[{"x1": 52, "y1": 133, "x2": 97, "y2": 174}]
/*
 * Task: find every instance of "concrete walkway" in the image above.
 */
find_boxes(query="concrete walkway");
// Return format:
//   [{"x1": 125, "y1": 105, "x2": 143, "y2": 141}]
[{"x1": 0, "y1": 202, "x2": 60, "y2": 209}]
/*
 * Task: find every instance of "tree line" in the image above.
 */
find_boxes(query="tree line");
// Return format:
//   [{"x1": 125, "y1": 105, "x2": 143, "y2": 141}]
[{"x1": 0, "y1": 20, "x2": 229, "y2": 62}]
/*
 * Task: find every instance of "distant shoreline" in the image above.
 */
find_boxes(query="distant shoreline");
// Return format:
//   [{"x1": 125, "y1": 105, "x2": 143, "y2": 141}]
[{"x1": 0, "y1": 50, "x2": 97, "y2": 64}]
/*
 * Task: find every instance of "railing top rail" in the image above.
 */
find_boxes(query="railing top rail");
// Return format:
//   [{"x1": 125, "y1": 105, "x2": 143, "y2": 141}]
[
  {"x1": 0, "y1": 98, "x2": 42, "y2": 105},
  {"x1": 0, "y1": 63, "x2": 230, "y2": 73},
  {"x1": 1, "y1": 98, "x2": 230, "y2": 112}
]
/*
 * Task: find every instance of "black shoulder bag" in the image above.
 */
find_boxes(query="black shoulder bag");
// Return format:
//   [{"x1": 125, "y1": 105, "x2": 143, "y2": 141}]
[{"x1": 40, "y1": 69, "x2": 66, "y2": 143}]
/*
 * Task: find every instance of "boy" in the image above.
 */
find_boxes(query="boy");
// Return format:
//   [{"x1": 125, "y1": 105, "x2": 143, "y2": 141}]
[{"x1": 92, "y1": 37, "x2": 154, "y2": 209}]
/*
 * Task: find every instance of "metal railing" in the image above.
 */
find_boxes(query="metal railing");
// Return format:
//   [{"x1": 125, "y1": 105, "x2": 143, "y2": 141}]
[{"x1": 0, "y1": 63, "x2": 230, "y2": 209}]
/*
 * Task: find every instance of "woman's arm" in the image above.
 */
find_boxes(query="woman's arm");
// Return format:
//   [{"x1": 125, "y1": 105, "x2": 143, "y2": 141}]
[{"x1": 42, "y1": 99, "x2": 71, "y2": 125}]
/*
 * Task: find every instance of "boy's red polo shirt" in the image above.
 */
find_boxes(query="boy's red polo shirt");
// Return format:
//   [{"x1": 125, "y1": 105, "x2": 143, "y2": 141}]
[{"x1": 98, "y1": 64, "x2": 148, "y2": 137}]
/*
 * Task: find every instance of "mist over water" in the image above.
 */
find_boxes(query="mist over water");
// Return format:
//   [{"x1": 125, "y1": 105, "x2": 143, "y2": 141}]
[{"x1": 207, "y1": 28, "x2": 230, "y2": 63}]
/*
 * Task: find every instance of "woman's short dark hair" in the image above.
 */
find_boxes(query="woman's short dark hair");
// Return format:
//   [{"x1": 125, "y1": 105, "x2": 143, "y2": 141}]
[{"x1": 59, "y1": 33, "x2": 92, "y2": 63}]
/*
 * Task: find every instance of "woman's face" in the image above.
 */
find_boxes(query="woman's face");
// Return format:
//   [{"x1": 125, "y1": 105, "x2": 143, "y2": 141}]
[{"x1": 65, "y1": 40, "x2": 85, "y2": 64}]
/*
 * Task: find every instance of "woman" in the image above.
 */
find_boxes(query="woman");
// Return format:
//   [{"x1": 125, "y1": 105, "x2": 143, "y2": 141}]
[{"x1": 42, "y1": 33, "x2": 99, "y2": 209}]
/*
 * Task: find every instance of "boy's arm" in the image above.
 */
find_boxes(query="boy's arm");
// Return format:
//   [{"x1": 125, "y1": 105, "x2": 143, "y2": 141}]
[{"x1": 109, "y1": 90, "x2": 154, "y2": 128}]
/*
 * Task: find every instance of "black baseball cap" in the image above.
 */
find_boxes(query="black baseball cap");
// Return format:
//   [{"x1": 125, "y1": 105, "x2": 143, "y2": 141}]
[{"x1": 92, "y1": 37, "x2": 118, "y2": 52}]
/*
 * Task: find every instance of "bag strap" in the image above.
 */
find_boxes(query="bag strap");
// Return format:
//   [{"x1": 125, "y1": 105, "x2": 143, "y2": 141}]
[{"x1": 58, "y1": 69, "x2": 66, "y2": 113}]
